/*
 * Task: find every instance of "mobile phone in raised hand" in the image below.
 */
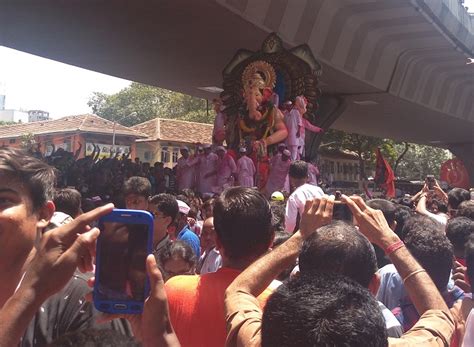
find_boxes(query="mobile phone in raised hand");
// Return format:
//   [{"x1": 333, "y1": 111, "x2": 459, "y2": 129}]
[{"x1": 93, "y1": 209, "x2": 154, "y2": 314}]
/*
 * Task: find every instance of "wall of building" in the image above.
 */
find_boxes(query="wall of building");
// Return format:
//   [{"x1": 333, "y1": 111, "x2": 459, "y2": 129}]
[
  {"x1": 319, "y1": 155, "x2": 360, "y2": 183},
  {"x1": 136, "y1": 140, "x2": 199, "y2": 168},
  {"x1": 0, "y1": 132, "x2": 137, "y2": 159},
  {"x1": 0, "y1": 110, "x2": 29, "y2": 123}
]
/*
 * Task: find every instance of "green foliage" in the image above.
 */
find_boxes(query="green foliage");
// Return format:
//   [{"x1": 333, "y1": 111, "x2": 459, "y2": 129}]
[
  {"x1": 392, "y1": 143, "x2": 451, "y2": 180},
  {"x1": 321, "y1": 129, "x2": 396, "y2": 178},
  {"x1": 321, "y1": 129, "x2": 451, "y2": 180},
  {"x1": 19, "y1": 133, "x2": 36, "y2": 150},
  {"x1": 87, "y1": 82, "x2": 213, "y2": 126},
  {"x1": 0, "y1": 121, "x2": 16, "y2": 126}
]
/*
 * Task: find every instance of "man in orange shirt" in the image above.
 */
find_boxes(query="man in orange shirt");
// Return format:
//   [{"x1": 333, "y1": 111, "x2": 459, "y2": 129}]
[{"x1": 164, "y1": 187, "x2": 275, "y2": 347}]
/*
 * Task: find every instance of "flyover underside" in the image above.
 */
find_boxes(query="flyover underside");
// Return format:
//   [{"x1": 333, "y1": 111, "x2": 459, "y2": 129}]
[{"x1": 0, "y1": 0, "x2": 473, "y2": 180}]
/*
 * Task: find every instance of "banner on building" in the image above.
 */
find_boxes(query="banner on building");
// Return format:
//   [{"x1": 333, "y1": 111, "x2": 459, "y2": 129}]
[{"x1": 85, "y1": 142, "x2": 130, "y2": 159}]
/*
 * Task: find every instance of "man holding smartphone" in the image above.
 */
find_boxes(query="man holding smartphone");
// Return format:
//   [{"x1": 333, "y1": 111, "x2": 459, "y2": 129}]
[{"x1": 0, "y1": 148, "x2": 130, "y2": 346}]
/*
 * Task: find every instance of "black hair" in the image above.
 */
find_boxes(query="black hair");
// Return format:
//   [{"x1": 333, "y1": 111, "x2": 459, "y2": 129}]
[
  {"x1": 175, "y1": 194, "x2": 191, "y2": 207},
  {"x1": 457, "y1": 200, "x2": 474, "y2": 220},
  {"x1": 393, "y1": 205, "x2": 413, "y2": 239},
  {"x1": 53, "y1": 188, "x2": 82, "y2": 218},
  {"x1": 213, "y1": 187, "x2": 273, "y2": 260},
  {"x1": 446, "y1": 217, "x2": 474, "y2": 257},
  {"x1": 123, "y1": 176, "x2": 151, "y2": 198},
  {"x1": 270, "y1": 201, "x2": 286, "y2": 232},
  {"x1": 157, "y1": 240, "x2": 197, "y2": 269},
  {"x1": 288, "y1": 160, "x2": 308, "y2": 179},
  {"x1": 261, "y1": 273, "x2": 388, "y2": 347},
  {"x1": 149, "y1": 193, "x2": 179, "y2": 226},
  {"x1": 448, "y1": 188, "x2": 470, "y2": 210},
  {"x1": 403, "y1": 215, "x2": 453, "y2": 290},
  {"x1": 367, "y1": 199, "x2": 396, "y2": 226},
  {"x1": 429, "y1": 196, "x2": 448, "y2": 214},
  {"x1": 299, "y1": 221, "x2": 377, "y2": 288},
  {"x1": 0, "y1": 147, "x2": 56, "y2": 211},
  {"x1": 465, "y1": 234, "x2": 474, "y2": 285},
  {"x1": 47, "y1": 329, "x2": 140, "y2": 347},
  {"x1": 273, "y1": 231, "x2": 295, "y2": 281}
]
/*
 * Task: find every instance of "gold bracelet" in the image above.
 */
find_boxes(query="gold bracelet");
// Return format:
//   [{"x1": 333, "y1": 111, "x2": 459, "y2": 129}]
[{"x1": 402, "y1": 269, "x2": 426, "y2": 283}]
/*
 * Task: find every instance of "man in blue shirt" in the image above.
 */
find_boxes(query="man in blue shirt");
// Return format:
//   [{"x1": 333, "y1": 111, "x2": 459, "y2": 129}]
[{"x1": 176, "y1": 200, "x2": 201, "y2": 257}]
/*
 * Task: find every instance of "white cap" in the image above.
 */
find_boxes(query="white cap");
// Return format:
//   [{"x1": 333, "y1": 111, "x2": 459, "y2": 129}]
[
  {"x1": 203, "y1": 144, "x2": 212, "y2": 149},
  {"x1": 216, "y1": 146, "x2": 226, "y2": 152},
  {"x1": 283, "y1": 149, "x2": 291, "y2": 156},
  {"x1": 239, "y1": 147, "x2": 247, "y2": 153},
  {"x1": 180, "y1": 146, "x2": 189, "y2": 152},
  {"x1": 177, "y1": 200, "x2": 190, "y2": 215}
]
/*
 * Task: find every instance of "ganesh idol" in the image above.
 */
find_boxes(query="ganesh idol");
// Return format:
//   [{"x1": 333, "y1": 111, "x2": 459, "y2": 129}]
[{"x1": 238, "y1": 61, "x2": 288, "y2": 189}]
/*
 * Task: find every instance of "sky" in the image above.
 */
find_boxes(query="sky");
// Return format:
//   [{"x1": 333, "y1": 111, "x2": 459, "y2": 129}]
[
  {"x1": 1, "y1": 2, "x2": 473, "y2": 119},
  {"x1": 466, "y1": 0, "x2": 474, "y2": 12},
  {"x1": 0, "y1": 46, "x2": 131, "y2": 119}
]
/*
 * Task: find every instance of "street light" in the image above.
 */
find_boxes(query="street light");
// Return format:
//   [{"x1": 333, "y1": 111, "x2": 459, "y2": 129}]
[{"x1": 112, "y1": 111, "x2": 137, "y2": 149}]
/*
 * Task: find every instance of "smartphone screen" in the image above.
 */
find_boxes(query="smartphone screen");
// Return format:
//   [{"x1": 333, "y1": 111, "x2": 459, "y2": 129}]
[{"x1": 96, "y1": 222, "x2": 149, "y2": 302}]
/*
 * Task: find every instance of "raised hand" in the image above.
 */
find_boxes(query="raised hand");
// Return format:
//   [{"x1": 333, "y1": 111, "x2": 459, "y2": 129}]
[
  {"x1": 21, "y1": 203, "x2": 114, "y2": 302},
  {"x1": 299, "y1": 195, "x2": 334, "y2": 239},
  {"x1": 342, "y1": 195, "x2": 399, "y2": 249}
]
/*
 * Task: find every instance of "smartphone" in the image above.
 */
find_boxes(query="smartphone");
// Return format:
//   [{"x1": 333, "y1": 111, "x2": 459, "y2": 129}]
[
  {"x1": 93, "y1": 209, "x2": 154, "y2": 314},
  {"x1": 333, "y1": 191, "x2": 353, "y2": 222},
  {"x1": 426, "y1": 175, "x2": 435, "y2": 190}
]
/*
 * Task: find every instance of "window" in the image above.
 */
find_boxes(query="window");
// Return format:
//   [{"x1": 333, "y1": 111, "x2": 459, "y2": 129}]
[
  {"x1": 172, "y1": 149, "x2": 179, "y2": 163},
  {"x1": 144, "y1": 151, "x2": 151, "y2": 161},
  {"x1": 161, "y1": 147, "x2": 170, "y2": 163},
  {"x1": 9, "y1": 139, "x2": 15, "y2": 144},
  {"x1": 330, "y1": 161, "x2": 335, "y2": 174}
]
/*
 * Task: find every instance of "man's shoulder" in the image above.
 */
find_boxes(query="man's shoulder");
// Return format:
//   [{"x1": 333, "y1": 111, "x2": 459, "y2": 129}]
[{"x1": 165, "y1": 274, "x2": 201, "y2": 293}]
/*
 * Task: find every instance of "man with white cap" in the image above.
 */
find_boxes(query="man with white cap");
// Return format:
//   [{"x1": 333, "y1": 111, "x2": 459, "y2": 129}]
[
  {"x1": 236, "y1": 147, "x2": 256, "y2": 188},
  {"x1": 265, "y1": 149, "x2": 291, "y2": 197},
  {"x1": 215, "y1": 146, "x2": 237, "y2": 190},
  {"x1": 199, "y1": 144, "x2": 218, "y2": 196},
  {"x1": 176, "y1": 146, "x2": 199, "y2": 191},
  {"x1": 176, "y1": 199, "x2": 200, "y2": 257}
]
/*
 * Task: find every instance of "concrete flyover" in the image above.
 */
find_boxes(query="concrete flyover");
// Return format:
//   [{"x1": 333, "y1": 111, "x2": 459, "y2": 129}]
[{"x1": 1, "y1": 0, "x2": 473, "y2": 182}]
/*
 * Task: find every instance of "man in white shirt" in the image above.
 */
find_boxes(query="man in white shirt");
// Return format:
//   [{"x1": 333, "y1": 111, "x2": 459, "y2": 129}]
[
  {"x1": 285, "y1": 160, "x2": 323, "y2": 233},
  {"x1": 198, "y1": 217, "x2": 222, "y2": 274}
]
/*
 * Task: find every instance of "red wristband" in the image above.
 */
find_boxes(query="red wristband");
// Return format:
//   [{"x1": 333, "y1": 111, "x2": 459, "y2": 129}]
[{"x1": 384, "y1": 240, "x2": 404, "y2": 255}]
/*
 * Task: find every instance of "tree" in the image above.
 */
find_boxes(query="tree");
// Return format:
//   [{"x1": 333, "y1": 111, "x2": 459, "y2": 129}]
[
  {"x1": 0, "y1": 121, "x2": 16, "y2": 126},
  {"x1": 321, "y1": 129, "x2": 396, "y2": 179},
  {"x1": 321, "y1": 129, "x2": 451, "y2": 181},
  {"x1": 88, "y1": 82, "x2": 213, "y2": 126},
  {"x1": 392, "y1": 143, "x2": 451, "y2": 180}
]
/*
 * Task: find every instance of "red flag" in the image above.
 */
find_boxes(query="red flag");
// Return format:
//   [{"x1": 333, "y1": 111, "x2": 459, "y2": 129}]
[{"x1": 374, "y1": 148, "x2": 396, "y2": 198}]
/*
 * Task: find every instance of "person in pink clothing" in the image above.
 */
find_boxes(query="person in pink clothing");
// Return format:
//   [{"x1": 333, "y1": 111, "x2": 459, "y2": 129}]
[
  {"x1": 216, "y1": 146, "x2": 237, "y2": 190},
  {"x1": 176, "y1": 146, "x2": 199, "y2": 191},
  {"x1": 236, "y1": 147, "x2": 256, "y2": 188},
  {"x1": 284, "y1": 104, "x2": 302, "y2": 161},
  {"x1": 212, "y1": 98, "x2": 226, "y2": 146},
  {"x1": 199, "y1": 144, "x2": 218, "y2": 196},
  {"x1": 265, "y1": 149, "x2": 291, "y2": 197},
  {"x1": 307, "y1": 160, "x2": 320, "y2": 186},
  {"x1": 294, "y1": 95, "x2": 323, "y2": 159}
]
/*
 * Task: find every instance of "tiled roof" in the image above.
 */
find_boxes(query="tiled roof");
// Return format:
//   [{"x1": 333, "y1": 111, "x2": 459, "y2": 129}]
[
  {"x1": 132, "y1": 118, "x2": 213, "y2": 144},
  {"x1": 0, "y1": 114, "x2": 147, "y2": 139}
]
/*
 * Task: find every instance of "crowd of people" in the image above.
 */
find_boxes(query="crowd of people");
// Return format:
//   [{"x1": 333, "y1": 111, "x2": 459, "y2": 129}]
[{"x1": 0, "y1": 146, "x2": 473, "y2": 347}]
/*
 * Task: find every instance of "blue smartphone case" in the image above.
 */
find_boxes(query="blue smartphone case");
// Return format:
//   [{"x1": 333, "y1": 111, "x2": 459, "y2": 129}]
[{"x1": 93, "y1": 209, "x2": 154, "y2": 314}]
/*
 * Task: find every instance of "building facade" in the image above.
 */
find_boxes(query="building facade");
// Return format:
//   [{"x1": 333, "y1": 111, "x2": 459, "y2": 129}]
[
  {"x1": 132, "y1": 118, "x2": 213, "y2": 167},
  {"x1": 0, "y1": 114, "x2": 146, "y2": 158}
]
